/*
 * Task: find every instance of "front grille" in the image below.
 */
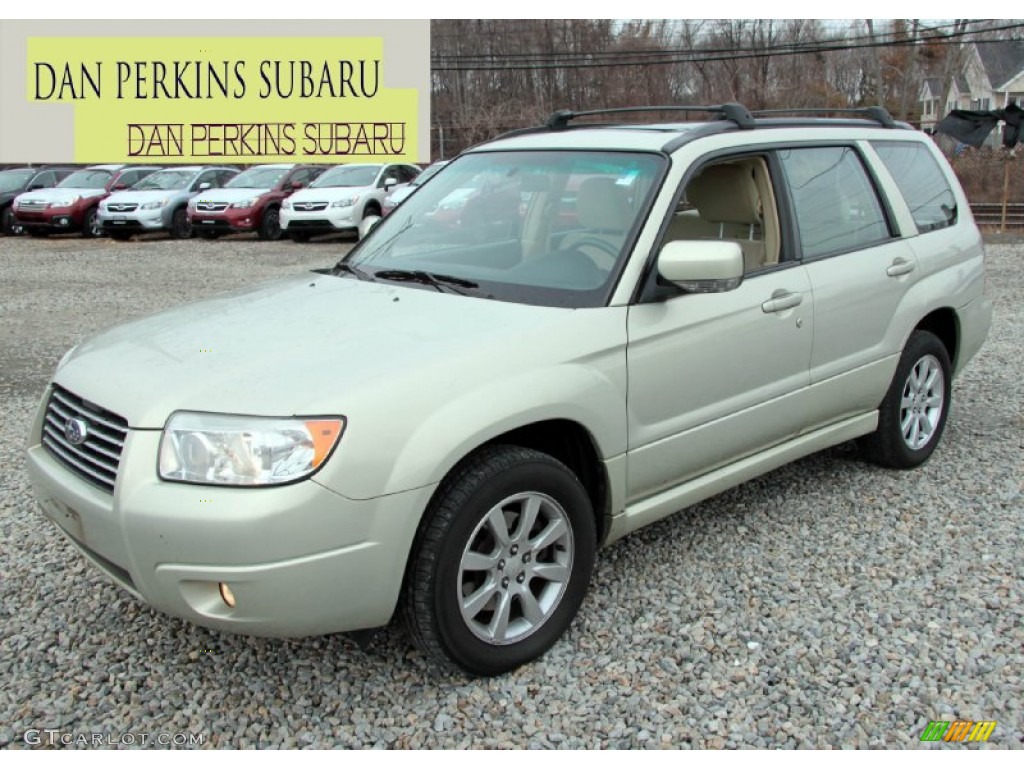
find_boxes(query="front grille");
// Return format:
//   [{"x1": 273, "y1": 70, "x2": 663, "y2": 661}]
[
  {"x1": 41, "y1": 385, "x2": 128, "y2": 494},
  {"x1": 291, "y1": 202, "x2": 328, "y2": 212},
  {"x1": 18, "y1": 201, "x2": 47, "y2": 211},
  {"x1": 194, "y1": 201, "x2": 228, "y2": 212},
  {"x1": 106, "y1": 203, "x2": 138, "y2": 213}
]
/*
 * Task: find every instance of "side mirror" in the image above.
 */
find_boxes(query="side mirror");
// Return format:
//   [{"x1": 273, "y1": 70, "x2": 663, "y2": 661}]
[
  {"x1": 289, "y1": 181, "x2": 304, "y2": 190},
  {"x1": 198, "y1": 182, "x2": 212, "y2": 191},
  {"x1": 28, "y1": 183, "x2": 45, "y2": 191},
  {"x1": 112, "y1": 183, "x2": 128, "y2": 191},
  {"x1": 358, "y1": 215, "x2": 381, "y2": 241},
  {"x1": 657, "y1": 240, "x2": 743, "y2": 293},
  {"x1": 383, "y1": 176, "x2": 398, "y2": 190}
]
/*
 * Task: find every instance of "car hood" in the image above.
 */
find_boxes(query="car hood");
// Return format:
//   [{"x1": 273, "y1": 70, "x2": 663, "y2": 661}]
[
  {"x1": 192, "y1": 187, "x2": 272, "y2": 204},
  {"x1": 105, "y1": 189, "x2": 187, "y2": 205},
  {"x1": 385, "y1": 186, "x2": 415, "y2": 206},
  {"x1": 290, "y1": 185, "x2": 372, "y2": 202},
  {"x1": 17, "y1": 187, "x2": 105, "y2": 202},
  {"x1": 55, "y1": 272, "x2": 598, "y2": 428}
]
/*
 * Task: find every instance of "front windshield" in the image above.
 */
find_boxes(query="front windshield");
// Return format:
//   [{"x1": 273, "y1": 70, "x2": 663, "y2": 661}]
[
  {"x1": 226, "y1": 167, "x2": 288, "y2": 189},
  {"x1": 345, "y1": 151, "x2": 665, "y2": 308},
  {"x1": 0, "y1": 169, "x2": 35, "y2": 193},
  {"x1": 312, "y1": 165, "x2": 380, "y2": 188},
  {"x1": 411, "y1": 162, "x2": 447, "y2": 187},
  {"x1": 59, "y1": 169, "x2": 113, "y2": 189},
  {"x1": 132, "y1": 170, "x2": 196, "y2": 191}
]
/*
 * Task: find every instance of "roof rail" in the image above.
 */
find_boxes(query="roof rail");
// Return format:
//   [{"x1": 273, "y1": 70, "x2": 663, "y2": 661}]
[
  {"x1": 750, "y1": 106, "x2": 897, "y2": 128},
  {"x1": 546, "y1": 103, "x2": 756, "y2": 131}
]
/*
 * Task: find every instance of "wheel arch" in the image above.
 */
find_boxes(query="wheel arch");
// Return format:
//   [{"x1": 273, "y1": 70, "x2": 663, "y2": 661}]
[{"x1": 913, "y1": 307, "x2": 960, "y2": 372}]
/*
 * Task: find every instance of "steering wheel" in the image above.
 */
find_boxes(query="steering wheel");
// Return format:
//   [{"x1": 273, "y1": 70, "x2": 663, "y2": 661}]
[{"x1": 565, "y1": 236, "x2": 621, "y2": 269}]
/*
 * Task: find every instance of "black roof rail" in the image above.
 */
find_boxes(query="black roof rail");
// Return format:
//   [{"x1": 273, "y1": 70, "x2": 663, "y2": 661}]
[
  {"x1": 750, "y1": 106, "x2": 897, "y2": 128},
  {"x1": 546, "y1": 103, "x2": 756, "y2": 131}
]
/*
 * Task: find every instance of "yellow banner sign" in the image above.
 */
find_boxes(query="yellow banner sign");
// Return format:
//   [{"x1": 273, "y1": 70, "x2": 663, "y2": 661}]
[{"x1": 27, "y1": 37, "x2": 418, "y2": 163}]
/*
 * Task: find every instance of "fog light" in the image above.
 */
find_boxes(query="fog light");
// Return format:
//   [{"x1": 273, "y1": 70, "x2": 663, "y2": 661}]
[
  {"x1": 58, "y1": 217, "x2": 70, "y2": 226},
  {"x1": 218, "y1": 582, "x2": 236, "y2": 608}
]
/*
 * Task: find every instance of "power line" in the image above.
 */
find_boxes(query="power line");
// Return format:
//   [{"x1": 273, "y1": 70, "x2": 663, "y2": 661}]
[{"x1": 431, "y1": 21, "x2": 1024, "y2": 72}]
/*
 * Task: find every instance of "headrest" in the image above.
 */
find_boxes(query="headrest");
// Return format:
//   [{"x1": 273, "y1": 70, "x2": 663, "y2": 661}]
[
  {"x1": 577, "y1": 177, "x2": 630, "y2": 230},
  {"x1": 687, "y1": 165, "x2": 761, "y2": 225}
]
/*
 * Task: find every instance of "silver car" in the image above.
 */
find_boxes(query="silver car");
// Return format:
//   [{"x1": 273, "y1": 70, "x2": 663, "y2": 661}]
[
  {"x1": 27, "y1": 105, "x2": 991, "y2": 676},
  {"x1": 99, "y1": 166, "x2": 239, "y2": 239}
]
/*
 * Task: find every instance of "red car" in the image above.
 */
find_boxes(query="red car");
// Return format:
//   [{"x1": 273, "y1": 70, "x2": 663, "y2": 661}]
[
  {"x1": 13, "y1": 165, "x2": 160, "y2": 238},
  {"x1": 188, "y1": 164, "x2": 327, "y2": 241}
]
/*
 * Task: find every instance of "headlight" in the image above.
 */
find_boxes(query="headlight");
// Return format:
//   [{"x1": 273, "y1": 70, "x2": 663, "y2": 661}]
[
  {"x1": 331, "y1": 197, "x2": 357, "y2": 208},
  {"x1": 159, "y1": 412, "x2": 345, "y2": 486},
  {"x1": 140, "y1": 199, "x2": 166, "y2": 210},
  {"x1": 281, "y1": 199, "x2": 292, "y2": 210},
  {"x1": 51, "y1": 197, "x2": 79, "y2": 207},
  {"x1": 230, "y1": 198, "x2": 259, "y2": 209}
]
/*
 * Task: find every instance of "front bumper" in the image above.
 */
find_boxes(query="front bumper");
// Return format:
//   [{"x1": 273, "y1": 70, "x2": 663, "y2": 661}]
[
  {"x1": 281, "y1": 206, "x2": 358, "y2": 233},
  {"x1": 99, "y1": 209, "x2": 168, "y2": 233},
  {"x1": 190, "y1": 207, "x2": 259, "y2": 234},
  {"x1": 26, "y1": 394, "x2": 433, "y2": 637},
  {"x1": 15, "y1": 207, "x2": 82, "y2": 232}
]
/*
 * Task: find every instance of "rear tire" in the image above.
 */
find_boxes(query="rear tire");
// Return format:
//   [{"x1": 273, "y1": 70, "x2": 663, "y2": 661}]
[
  {"x1": 402, "y1": 445, "x2": 596, "y2": 676},
  {"x1": 859, "y1": 330, "x2": 952, "y2": 469}
]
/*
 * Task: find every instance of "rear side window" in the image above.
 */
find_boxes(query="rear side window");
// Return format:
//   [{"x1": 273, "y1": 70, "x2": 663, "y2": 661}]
[
  {"x1": 872, "y1": 141, "x2": 957, "y2": 233},
  {"x1": 778, "y1": 146, "x2": 891, "y2": 259}
]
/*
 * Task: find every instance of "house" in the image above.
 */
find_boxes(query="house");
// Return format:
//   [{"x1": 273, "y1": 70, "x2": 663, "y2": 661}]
[{"x1": 920, "y1": 39, "x2": 1024, "y2": 138}]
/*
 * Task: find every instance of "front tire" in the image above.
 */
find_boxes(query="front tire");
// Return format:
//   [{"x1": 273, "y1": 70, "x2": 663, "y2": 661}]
[
  {"x1": 170, "y1": 208, "x2": 192, "y2": 239},
  {"x1": 402, "y1": 445, "x2": 596, "y2": 676},
  {"x1": 859, "y1": 330, "x2": 952, "y2": 468},
  {"x1": 258, "y1": 207, "x2": 282, "y2": 241},
  {"x1": 82, "y1": 206, "x2": 102, "y2": 238},
  {"x1": 1, "y1": 206, "x2": 21, "y2": 236}
]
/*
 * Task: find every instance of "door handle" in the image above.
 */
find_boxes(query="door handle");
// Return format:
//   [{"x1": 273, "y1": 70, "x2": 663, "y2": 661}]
[
  {"x1": 886, "y1": 258, "x2": 916, "y2": 277},
  {"x1": 761, "y1": 291, "x2": 803, "y2": 313}
]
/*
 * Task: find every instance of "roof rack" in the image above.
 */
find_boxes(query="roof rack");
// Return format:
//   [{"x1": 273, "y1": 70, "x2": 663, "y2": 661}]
[
  {"x1": 546, "y1": 103, "x2": 756, "y2": 131},
  {"x1": 750, "y1": 106, "x2": 897, "y2": 128}
]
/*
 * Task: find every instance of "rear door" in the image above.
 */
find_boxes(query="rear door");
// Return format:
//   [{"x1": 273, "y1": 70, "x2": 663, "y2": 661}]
[{"x1": 776, "y1": 144, "x2": 920, "y2": 429}]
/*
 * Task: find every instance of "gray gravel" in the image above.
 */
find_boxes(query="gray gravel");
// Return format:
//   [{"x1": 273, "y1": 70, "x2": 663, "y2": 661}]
[{"x1": 1, "y1": 233, "x2": 1021, "y2": 749}]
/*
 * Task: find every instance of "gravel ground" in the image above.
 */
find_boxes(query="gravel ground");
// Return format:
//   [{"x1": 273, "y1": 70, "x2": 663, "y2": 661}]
[{"x1": 0, "y1": 233, "x2": 1020, "y2": 750}]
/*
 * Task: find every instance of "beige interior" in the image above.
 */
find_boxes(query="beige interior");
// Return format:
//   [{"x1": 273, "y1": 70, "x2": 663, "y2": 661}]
[{"x1": 666, "y1": 157, "x2": 780, "y2": 272}]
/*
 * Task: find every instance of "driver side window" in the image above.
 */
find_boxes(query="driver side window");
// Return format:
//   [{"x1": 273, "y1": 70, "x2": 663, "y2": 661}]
[{"x1": 663, "y1": 155, "x2": 782, "y2": 275}]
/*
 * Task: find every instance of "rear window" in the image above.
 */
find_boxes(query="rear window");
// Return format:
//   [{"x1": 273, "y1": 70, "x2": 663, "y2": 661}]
[{"x1": 872, "y1": 141, "x2": 958, "y2": 234}]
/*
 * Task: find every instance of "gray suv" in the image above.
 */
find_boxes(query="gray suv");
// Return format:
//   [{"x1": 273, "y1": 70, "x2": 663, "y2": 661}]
[
  {"x1": 26, "y1": 105, "x2": 991, "y2": 676},
  {"x1": 98, "y1": 166, "x2": 238, "y2": 239}
]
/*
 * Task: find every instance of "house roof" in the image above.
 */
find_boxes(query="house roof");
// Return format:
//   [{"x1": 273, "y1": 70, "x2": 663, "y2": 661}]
[
  {"x1": 976, "y1": 39, "x2": 1024, "y2": 90},
  {"x1": 954, "y1": 74, "x2": 970, "y2": 93},
  {"x1": 923, "y1": 77, "x2": 942, "y2": 98}
]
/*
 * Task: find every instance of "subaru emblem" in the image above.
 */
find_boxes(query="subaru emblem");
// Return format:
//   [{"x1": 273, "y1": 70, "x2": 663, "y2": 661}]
[{"x1": 65, "y1": 418, "x2": 89, "y2": 446}]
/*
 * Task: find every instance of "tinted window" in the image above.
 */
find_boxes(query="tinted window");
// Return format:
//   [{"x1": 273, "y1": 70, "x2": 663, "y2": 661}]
[
  {"x1": 872, "y1": 141, "x2": 957, "y2": 233},
  {"x1": 779, "y1": 147, "x2": 890, "y2": 259}
]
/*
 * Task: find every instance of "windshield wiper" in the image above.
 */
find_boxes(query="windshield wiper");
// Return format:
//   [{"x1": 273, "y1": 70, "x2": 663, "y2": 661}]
[
  {"x1": 333, "y1": 262, "x2": 374, "y2": 281},
  {"x1": 373, "y1": 269, "x2": 479, "y2": 295}
]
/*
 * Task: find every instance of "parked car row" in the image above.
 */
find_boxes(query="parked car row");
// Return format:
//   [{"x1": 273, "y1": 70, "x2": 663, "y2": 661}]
[{"x1": 3, "y1": 162, "x2": 438, "y2": 243}]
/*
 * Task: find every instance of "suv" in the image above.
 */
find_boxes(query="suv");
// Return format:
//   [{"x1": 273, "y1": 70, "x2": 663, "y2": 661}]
[
  {"x1": 280, "y1": 163, "x2": 420, "y2": 241},
  {"x1": 0, "y1": 166, "x2": 77, "y2": 236},
  {"x1": 99, "y1": 166, "x2": 239, "y2": 240},
  {"x1": 25, "y1": 105, "x2": 991, "y2": 677},
  {"x1": 13, "y1": 165, "x2": 159, "y2": 238},
  {"x1": 189, "y1": 164, "x2": 327, "y2": 241}
]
